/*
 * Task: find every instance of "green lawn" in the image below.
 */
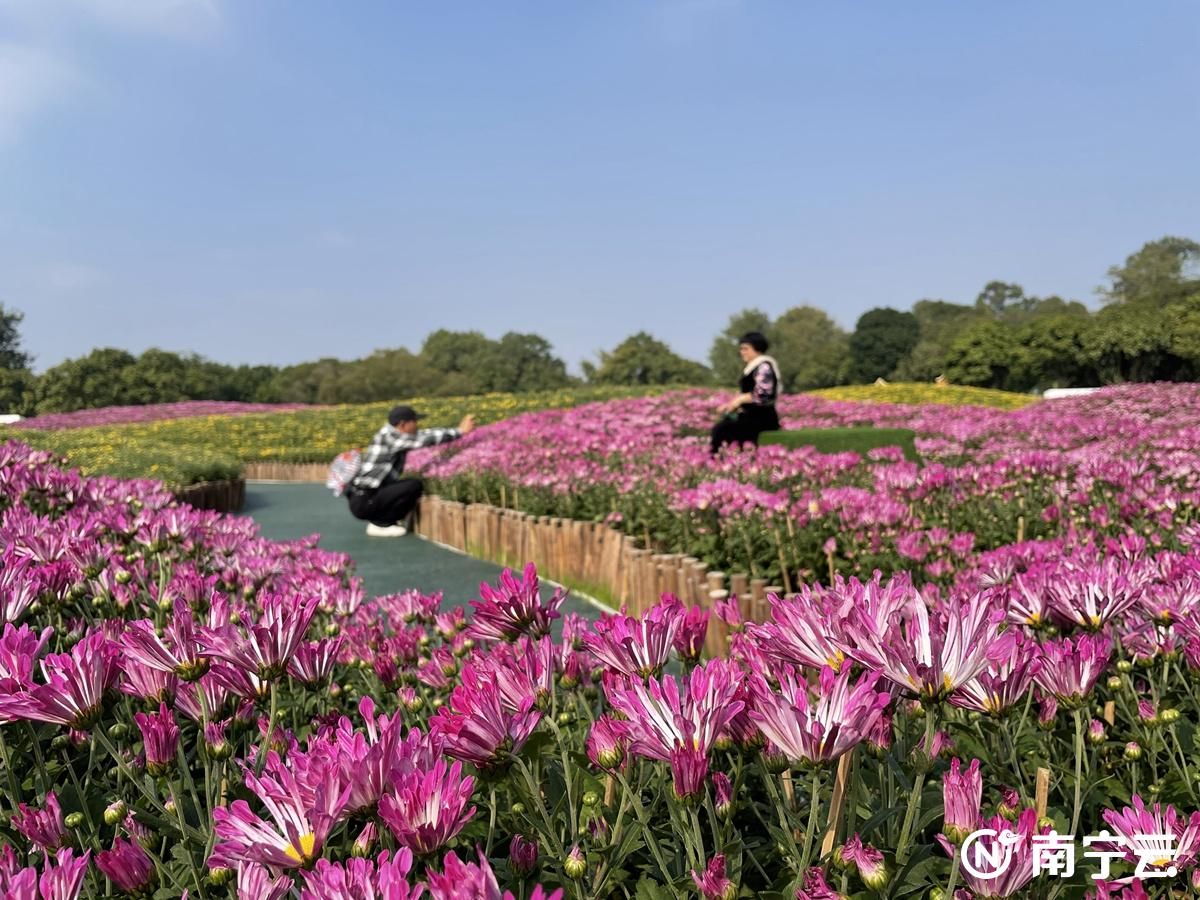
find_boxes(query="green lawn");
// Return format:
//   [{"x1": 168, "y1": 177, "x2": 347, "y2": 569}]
[{"x1": 760, "y1": 426, "x2": 919, "y2": 461}]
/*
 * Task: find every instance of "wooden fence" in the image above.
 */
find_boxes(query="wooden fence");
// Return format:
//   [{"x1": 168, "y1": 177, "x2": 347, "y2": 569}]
[
  {"x1": 414, "y1": 495, "x2": 777, "y2": 654},
  {"x1": 243, "y1": 462, "x2": 328, "y2": 481},
  {"x1": 235, "y1": 464, "x2": 783, "y2": 644},
  {"x1": 173, "y1": 478, "x2": 245, "y2": 513}
]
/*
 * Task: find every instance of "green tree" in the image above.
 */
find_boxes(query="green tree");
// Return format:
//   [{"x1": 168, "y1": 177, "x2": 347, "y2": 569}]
[
  {"x1": 975, "y1": 281, "x2": 1032, "y2": 320},
  {"x1": 0, "y1": 304, "x2": 31, "y2": 371},
  {"x1": 0, "y1": 369, "x2": 34, "y2": 415},
  {"x1": 586, "y1": 332, "x2": 711, "y2": 386},
  {"x1": 770, "y1": 306, "x2": 849, "y2": 390},
  {"x1": 32, "y1": 348, "x2": 139, "y2": 413},
  {"x1": 708, "y1": 308, "x2": 773, "y2": 386},
  {"x1": 1167, "y1": 296, "x2": 1200, "y2": 378},
  {"x1": 944, "y1": 320, "x2": 1020, "y2": 389},
  {"x1": 847, "y1": 308, "x2": 919, "y2": 383},
  {"x1": 893, "y1": 300, "x2": 986, "y2": 381},
  {"x1": 419, "y1": 330, "x2": 494, "y2": 393},
  {"x1": 1012, "y1": 314, "x2": 1093, "y2": 391},
  {"x1": 1102, "y1": 236, "x2": 1200, "y2": 307},
  {"x1": 477, "y1": 332, "x2": 572, "y2": 393},
  {"x1": 1081, "y1": 302, "x2": 1174, "y2": 383}
]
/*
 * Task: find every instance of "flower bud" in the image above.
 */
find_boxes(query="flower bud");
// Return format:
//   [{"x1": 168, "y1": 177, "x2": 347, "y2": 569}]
[
  {"x1": 1037, "y1": 815, "x2": 1055, "y2": 830},
  {"x1": 104, "y1": 800, "x2": 127, "y2": 825},
  {"x1": 115, "y1": 570, "x2": 133, "y2": 585},
  {"x1": 509, "y1": 835, "x2": 539, "y2": 877},
  {"x1": 1087, "y1": 719, "x2": 1106, "y2": 745},
  {"x1": 1161, "y1": 708, "x2": 1181, "y2": 725},
  {"x1": 207, "y1": 867, "x2": 233, "y2": 887},
  {"x1": 108, "y1": 723, "x2": 129, "y2": 740},
  {"x1": 351, "y1": 822, "x2": 377, "y2": 858},
  {"x1": 511, "y1": 803, "x2": 526, "y2": 816},
  {"x1": 156, "y1": 595, "x2": 173, "y2": 612},
  {"x1": 582, "y1": 791, "x2": 600, "y2": 808},
  {"x1": 1138, "y1": 700, "x2": 1158, "y2": 726},
  {"x1": 324, "y1": 622, "x2": 340, "y2": 637},
  {"x1": 563, "y1": 845, "x2": 587, "y2": 880},
  {"x1": 1106, "y1": 676, "x2": 1123, "y2": 691},
  {"x1": 1116, "y1": 659, "x2": 1134, "y2": 673},
  {"x1": 997, "y1": 787, "x2": 1021, "y2": 821},
  {"x1": 64, "y1": 812, "x2": 84, "y2": 829},
  {"x1": 1124, "y1": 741, "x2": 1143, "y2": 761}
]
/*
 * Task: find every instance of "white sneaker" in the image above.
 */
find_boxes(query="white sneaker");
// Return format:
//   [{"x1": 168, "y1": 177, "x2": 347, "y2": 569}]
[{"x1": 365, "y1": 523, "x2": 408, "y2": 537}]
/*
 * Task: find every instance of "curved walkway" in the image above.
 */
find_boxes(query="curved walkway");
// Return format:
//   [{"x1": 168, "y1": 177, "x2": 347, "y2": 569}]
[{"x1": 241, "y1": 482, "x2": 600, "y2": 619}]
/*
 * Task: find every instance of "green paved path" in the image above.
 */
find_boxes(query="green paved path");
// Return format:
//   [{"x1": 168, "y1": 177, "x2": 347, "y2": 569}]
[{"x1": 240, "y1": 483, "x2": 599, "y2": 619}]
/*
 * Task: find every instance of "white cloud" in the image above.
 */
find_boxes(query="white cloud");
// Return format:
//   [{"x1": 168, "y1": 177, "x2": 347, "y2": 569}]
[
  {"x1": 0, "y1": 0, "x2": 221, "y2": 143},
  {"x1": 0, "y1": 44, "x2": 76, "y2": 144}
]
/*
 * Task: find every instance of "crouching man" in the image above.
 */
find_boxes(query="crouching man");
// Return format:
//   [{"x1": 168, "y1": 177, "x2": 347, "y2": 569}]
[{"x1": 346, "y1": 404, "x2": 475, "y2": 536}]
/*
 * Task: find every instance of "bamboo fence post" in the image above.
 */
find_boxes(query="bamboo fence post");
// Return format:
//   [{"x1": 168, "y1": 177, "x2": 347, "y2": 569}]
[
  {"x1": 762, "y1": 585, "x2": 782, "y2": 624},
  {"x1": 749, "y1": 578, "x2": 767, "y2": 624},
  {"x1": 1103, "y1": 701, "x2": 1115, "y2": 726},
  {"x1": 1034, "y1": 768, "x2": 1050, "y2": 820},
  {"x1": 820, "y1": 753, "x2": 852, "y2": 857},
  {"x1": 731, "y1": 573, "x2": 750, "y2": 623}
]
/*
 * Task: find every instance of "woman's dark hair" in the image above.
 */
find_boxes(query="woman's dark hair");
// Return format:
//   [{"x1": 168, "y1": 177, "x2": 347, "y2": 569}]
[{"x1": 739, "y1": 331, "x2": 769, "y2": 353}]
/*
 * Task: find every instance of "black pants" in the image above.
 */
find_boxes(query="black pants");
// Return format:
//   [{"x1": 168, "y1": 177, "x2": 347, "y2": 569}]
[
  {"x1": 346, "y1": 478, "x2": 423, "y2": 527},
  {"x1": 711, "y1": 408, "x2": 779, "y2": 455}
]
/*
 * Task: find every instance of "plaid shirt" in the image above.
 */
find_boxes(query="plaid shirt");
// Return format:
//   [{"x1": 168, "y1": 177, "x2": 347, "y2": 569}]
[{"x1": 350, "y1": 424, "x2": 461, "y2": 491}]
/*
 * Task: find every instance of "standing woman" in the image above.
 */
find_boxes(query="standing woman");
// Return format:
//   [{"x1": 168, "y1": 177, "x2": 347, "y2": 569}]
[{"x1": 711, "y1": 331, "x2": 782, "y2": 454}]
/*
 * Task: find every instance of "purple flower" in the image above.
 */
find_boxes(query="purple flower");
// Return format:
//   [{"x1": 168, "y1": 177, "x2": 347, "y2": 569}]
[
  {"x1": 584, "y1": 597, "x2": 685, "y2": 680},
  {"x1": 748, "y1": 665, "x2": 890, "y2": 767},
  {"x1": 238, "y1": 862, "x2": 294, "y2": 900},
  {"x1": 134, "y1": 702, "x2": 179, "y2": 776},
  {"x1": 509, "y1": 835, "x2": 539, "y2": 877},
  {"x1": 211, "y1": 751, "x2": 351, "y2": 870},
  {"x1": 692, "y1": 854, "x2": 736, "y2": 900},
  {"x1": 299, "y1": 851, "x2": 417, "y2": 900},
  {"x1": 431, "y1": 676, "x2": 541, "y2": 770},
  {"x1": 378, "y1": 759, "x2": 476, "y2": 856},
  {"x1": 834, "y1": 834, "x2": 887, "y2": 889},
  {"x1": 468, "y1": 563, "x2": 564, "y2": 642},
  {"x1": 122, "y1": 605, "x2": 209, "y2": 681},
  {"x1": 942, "y1": 758, "x2": 982, "y2": 843},
  {"x1": 200, "y1": 592, "x2": 319, "y2": 681},
  {"x1": 11, "y1": 791, "x2": 68, "y2": 852},
  {"x1": 1036, "y1": 634, "x2": 1112, "y2": 706},
  {"x1": 605, "y1": 660, "x2": 744, "y2": 798},
  {"x1": 288, "y1": 637, "x2": 344, "y2": 687},
  {"x1": 585, "y1": 716, "x2": 631, "y2": 772},
  {"x1": 96, "y1": 837, "x2": 154, "y2": 894}
]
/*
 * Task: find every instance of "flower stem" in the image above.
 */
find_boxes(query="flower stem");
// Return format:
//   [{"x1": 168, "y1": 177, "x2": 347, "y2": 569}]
[
  {"x1": 799, "y1": 769, "x2": 822, "y2": 873},
  {"x1": 896, "y1": 707, "x2": 936, "y2": 866},
  {"x1": 1069, "y1": 708, "x2": 1084, "y2": 835}
]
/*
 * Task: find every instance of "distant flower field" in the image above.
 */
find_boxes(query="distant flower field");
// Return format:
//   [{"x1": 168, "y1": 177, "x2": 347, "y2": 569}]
[
  {"x1": 808, "y1": 382, "x2": 1037, "y2": 409},
  {"x1": 5, "y1": 386, "x2": 665, "y2": 488},
  {"x1": 12, "y1": 401, "x2": 315, "y2": 431}
]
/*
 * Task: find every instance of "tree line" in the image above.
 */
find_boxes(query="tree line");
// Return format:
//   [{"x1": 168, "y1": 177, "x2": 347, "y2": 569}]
[{"x1": 2, "y1": 236, "x2": 1197, "y2": 415}]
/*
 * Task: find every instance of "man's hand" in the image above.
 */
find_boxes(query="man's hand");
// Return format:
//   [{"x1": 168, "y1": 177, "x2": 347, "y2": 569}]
[{"x1": 458, "y1": 415, "x2": 476, "y2": 435}]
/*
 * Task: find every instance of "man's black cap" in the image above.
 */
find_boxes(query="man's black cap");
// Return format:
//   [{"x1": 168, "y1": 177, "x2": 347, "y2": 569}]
[{"x1": 388, "y1": 405, "x2": 425, "y2": 425}]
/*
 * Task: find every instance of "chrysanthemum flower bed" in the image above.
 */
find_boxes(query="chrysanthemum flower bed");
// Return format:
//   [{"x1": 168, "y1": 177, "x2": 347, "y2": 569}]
[
  {"x1": 5, "y1": 432, "x2": 1200, "y2": 899},
  {"x1": 414, "y1": 383, "x2": 1200, "y2": 589}
]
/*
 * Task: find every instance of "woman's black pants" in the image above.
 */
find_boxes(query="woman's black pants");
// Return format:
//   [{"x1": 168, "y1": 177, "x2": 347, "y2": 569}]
[
  {"x1": 346, "y1": 478, "x2": 423, "y2": 527},
  {"x1": 710, "y1": 410, "x2": 779, "y2": 455}
]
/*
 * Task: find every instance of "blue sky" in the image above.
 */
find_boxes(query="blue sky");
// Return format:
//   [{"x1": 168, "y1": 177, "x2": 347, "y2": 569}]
[{"x1": 1, "y1": 1, "x2": 1197, "y2": 375}]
